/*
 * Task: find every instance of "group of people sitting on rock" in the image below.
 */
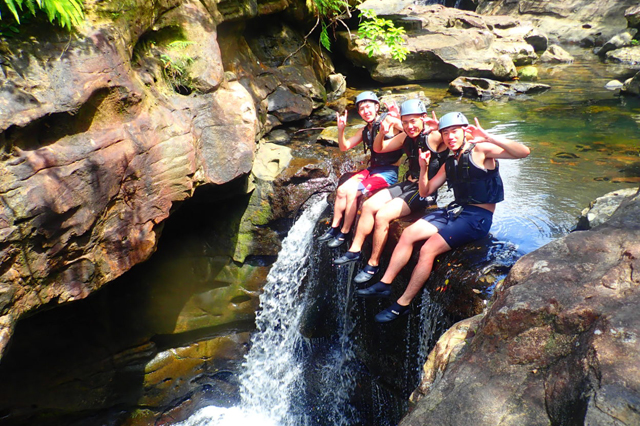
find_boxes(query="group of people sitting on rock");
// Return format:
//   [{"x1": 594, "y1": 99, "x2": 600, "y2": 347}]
[{"x1": 318, "y1": 91, "x2": 531, "y2": 323}]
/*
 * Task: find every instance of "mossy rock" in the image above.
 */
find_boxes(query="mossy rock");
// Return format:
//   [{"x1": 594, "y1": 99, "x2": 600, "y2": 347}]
[{"x1": 518, "y1": 66, "x2": 538, "y2": 81}]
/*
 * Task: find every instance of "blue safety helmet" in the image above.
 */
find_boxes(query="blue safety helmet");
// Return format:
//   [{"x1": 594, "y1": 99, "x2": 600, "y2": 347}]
[
  {"x1": 400, "y1": 99, "x2": 427, "y2": 116},
  {"x1": 438, "y1": 112, "x2": 469, "y2": 131},
  {"x1": 355, "y1": 91, "x2": 380, "y2": 106}
]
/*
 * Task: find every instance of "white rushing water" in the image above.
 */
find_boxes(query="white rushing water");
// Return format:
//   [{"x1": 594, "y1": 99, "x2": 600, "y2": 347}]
[{"x1": 176, "y1": 196, "x2": 330, "y2": 426}]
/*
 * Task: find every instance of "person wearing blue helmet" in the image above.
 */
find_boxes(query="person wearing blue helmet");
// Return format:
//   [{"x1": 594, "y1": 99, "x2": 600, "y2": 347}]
[
  {"x1": 332, "y1": 99, "x2": 448, "y2": 286},
  {"x1": 317, "y1": 91, "x2": 404, "y2": 248},
  {"x1": 358, "y1": 112, "x2": 531, "y2": 322}
]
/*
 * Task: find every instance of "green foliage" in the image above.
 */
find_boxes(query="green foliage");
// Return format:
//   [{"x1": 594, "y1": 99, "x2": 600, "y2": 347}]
[
  {"x1": 631, "y1": 39, "x2": 639, "y2": 46},
  {"x1": 160, "y1": 41, "x2": 195, "y2": 92},
  {"x1": 0, "y1": 0, "x2": 84, "y2": 29},
  {"x1": 357, "y1": 8, "x2": 409, "y2": 62},
  {"x1": 309, "y1": 0, "x2": 409, "y2": 63},
  {"x1": 313, "y1": 0, "x2": 349, "y2": 18},
  {"x1": 320, "y1": 21, "x2": 331, "y2": 52}
]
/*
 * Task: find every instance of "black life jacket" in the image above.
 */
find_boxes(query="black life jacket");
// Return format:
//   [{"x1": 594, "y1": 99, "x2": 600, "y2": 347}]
[
  {"x1": 403, "y1": 131, "x2": 447, "y2": 180},
  {"x1": 445, "y1": 144, "x2": 504, "y2": 205},
  {"x1": 362, "y1": 113, "x2": 404, "y2": 168}
]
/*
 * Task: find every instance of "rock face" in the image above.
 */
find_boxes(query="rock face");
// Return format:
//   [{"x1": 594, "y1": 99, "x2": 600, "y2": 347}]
[
  {"x1": 401, "y1": 188, "x2": 640, "y2": 426},
  {"x1": 0, "y1": 0, "x2": 332, "y2": 359},
  {"x1": 338, "y1": 4, "x2": 538, "y2": 83},
  {"x1": 476, "y1": 0, "x2": 639, "y2": 46}
]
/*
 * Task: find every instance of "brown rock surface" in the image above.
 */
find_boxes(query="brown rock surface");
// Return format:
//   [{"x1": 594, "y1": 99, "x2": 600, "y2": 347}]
[{"x1": 401, "y1": 189, "x2": 640, "y2": 425}]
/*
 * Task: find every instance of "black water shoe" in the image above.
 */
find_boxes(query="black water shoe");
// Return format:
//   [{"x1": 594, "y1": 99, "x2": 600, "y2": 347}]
[
  {"x1": 334, "y1": 251, "x2": 361, "y2": 265},
  {"x1": 317, "y1": 227, "x2": 339, "y2": 242},
  {"x1": 356, "y1": 281, "x2": 391, "y2": 298},
  {"x1": 327, "y1": 232, "x2": 349, "y2": 248},
  {"x1": 353, "y1": 264, "x2": 379, "y2": 284},
  {"x1": 374, "y1": 302, "x2": 410, "y2": 323}
]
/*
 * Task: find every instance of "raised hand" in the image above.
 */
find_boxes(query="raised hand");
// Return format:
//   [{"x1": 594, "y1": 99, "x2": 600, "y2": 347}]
[
  {"x1": 336, "y1": 110, "x2": 348, "y2": 132},
  {"x1": 385, "y1": 100, "x2": 400, "y2": 118},
  {"x1": 466, "y1": 117, "x2": 491, "y2": 143},
  {"x1": 418, "y1": 148, "x2": 431, "y2": 167},
  {"x1": 380, "y1": 117, "x2": 392, "y2": 134},
  {"x1": 424, "y1": 111, "x2": 439, "y2": 132}
]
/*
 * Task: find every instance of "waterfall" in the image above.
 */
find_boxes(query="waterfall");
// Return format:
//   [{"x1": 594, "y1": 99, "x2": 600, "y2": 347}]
[{"x1": 175, "y1": 195, "x2": 341, "y2": 426}]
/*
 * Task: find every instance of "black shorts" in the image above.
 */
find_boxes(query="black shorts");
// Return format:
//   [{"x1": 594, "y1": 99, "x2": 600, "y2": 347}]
[
  {"x1": 422, "y1": 205, "x2": 493, "y2": 249},
  {"x1": 387, "y1": 180, "x2": 436, "y2": 213}
]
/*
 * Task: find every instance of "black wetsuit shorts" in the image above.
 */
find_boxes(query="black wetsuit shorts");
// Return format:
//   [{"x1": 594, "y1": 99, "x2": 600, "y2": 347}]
[{"x1": 387, "y1": 180, "x2": 436, "y2": 213}]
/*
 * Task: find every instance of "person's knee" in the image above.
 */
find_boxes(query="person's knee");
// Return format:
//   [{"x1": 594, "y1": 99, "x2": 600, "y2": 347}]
[
  {"x1": 418, "y1": 240, "x2": 446, "y2": 261},
  {"x1": 376, "y1": 208, "x2": 400, "y2": 227},
  {"x1": 336, "y1": 184, "x2": 351, "y2": 199}
]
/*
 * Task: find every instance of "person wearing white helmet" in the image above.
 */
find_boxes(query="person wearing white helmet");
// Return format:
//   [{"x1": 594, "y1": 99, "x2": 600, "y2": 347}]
[
  {"x1": 332, "y1": 99, "x2": 447, "y2": 286},
  {"x1": 317, "y1": 91, "x2": 403, "y2": 248},
  {"x1": 357, "y1": 112, "x2": 531, "y2": 323}
]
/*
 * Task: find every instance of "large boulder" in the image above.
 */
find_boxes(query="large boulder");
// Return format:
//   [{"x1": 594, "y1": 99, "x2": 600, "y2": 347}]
[
  {"x1": 449, "y1": 76, "x2": 550, "y2": 99},
  {"x1": 622, "y1": 71, "x2": 640, "y2": 95},
  {"x1": 337, "y1": 4, "x2": 538, "y2": 83},
  {"x1": 477, "y1": 0, "x2": 638, "y2": 46},
  {"x1": 400, "y1": 188, "x2": 640, "y2": 425}
]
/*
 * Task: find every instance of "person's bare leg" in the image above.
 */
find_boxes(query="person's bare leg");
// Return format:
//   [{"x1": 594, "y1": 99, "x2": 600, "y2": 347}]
[
  {"x1": 397, "y1": 233, "x2": 451, "y2": 306},
  {"x1": 341, "y1": 186, "x2": 361, "y2": 234},
  {"x1": 331, "y1": 178, "x2": 360, "y2": 228},
  {"x1": 378, "y1": 219, "x2": 440, "y2": 284},
  {"x1": 348, "y1": 189, "x2": 392, "y2": 252},
  {"x1": 367, "y1": 198, "x2": 411, "y2": 267}
]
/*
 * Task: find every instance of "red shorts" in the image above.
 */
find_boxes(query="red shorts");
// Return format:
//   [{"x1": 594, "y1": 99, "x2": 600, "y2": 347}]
[{"x1": 345, "y1": 166, "x2": 399, "y2": 195}]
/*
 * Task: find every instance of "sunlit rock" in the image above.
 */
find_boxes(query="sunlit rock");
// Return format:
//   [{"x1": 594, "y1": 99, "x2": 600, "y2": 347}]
[
  {"x1": 449, "y1": 76, "x2": 550, "y2": 99},
  {"x1": 539, "y1": 44, "x2": 575, "y2": 63}
]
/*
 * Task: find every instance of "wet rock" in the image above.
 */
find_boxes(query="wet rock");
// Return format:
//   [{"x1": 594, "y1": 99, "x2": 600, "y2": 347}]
[
  {"x1": 316, "y1": 125, "x2": 362, "y2": 147},
  {"x1": 576, "y1": 187, "x2": 639, "y2": 230},
  {"x1": 605, "y1": 46, "x2": 640, "y2": 66},
  {"x1": 539, "y1": 44, "x2": 575, "y2": 63},
  {"x1": 622, "y1": 71, "x2": 640, "y2": 95},
  {"x1": 596, "y1": 29, "x2": 638, "y2": 57},
  {"x1": 409, "y1": 315, "x2": 483, "y2": 406},
  {"x1": 401, "y1": 190, "x2": 640, "y2": 426},
  {"x1": 448, "y1": 76, "x2": 550, "y2": 100}
]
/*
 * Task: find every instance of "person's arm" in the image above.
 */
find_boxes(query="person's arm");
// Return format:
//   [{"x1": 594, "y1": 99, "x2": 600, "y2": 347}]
[
  {"x1": 336, "y1": 110, "x2": 364, "y2": 151},
  {"x1": 418, "y1": 150, "x2": 447, "y2": 197},
  {"x1": 373, "y1": 126, "x2": 405, "y2": 153},
  {"x1": 466, "y1": 117, "x2": 530, "y2": 159}
]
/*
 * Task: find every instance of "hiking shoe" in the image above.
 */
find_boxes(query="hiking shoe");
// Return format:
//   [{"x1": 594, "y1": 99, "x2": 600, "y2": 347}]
[
  {"x1": 327, "y1": 232, "x2": 349, "y2": 248},
  {"x1": 374, "y1": 302, "x2": 410, "y2": 323},
  {"x1": 334, "y1": 251, "x2": 361, "y2": 265},
  {"x1": 356, "y1": 281, "x2": 392, "y2": 298},
  {"x1": 317, "y1": 227, "x2": 339, "y2": 242},
  {"x1": 353, "y1": 264, "x2": 379, "y2": 284}
]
